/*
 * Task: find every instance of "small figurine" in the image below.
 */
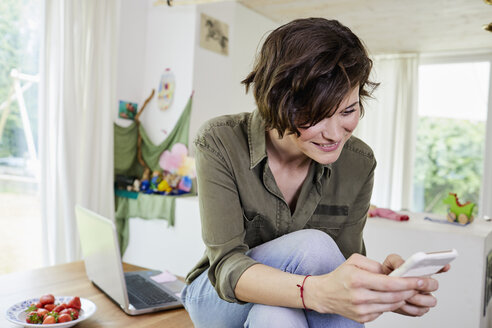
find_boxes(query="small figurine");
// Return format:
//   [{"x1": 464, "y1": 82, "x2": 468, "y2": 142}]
[
  {"x1": 443, "y1": 193, "x2": 475, "y2": 225},
  {"x1": 140, "y1": 168, "x2": 151, "y2": 192},
  {"x1": 115, "y1": 174, "x2": 135, "y2": 190},
  {"x1": 166, "y1": 173, "x2": 181, "y2": 190},
  {"x1": 157, "y1": 179, "x2": 172, "y2": 194},
  {"x1": 178, "y1": 176, "x2": 192, "y2": 193},
  {"x1": 132, "y1": 179, "x2": 140, "y2": 192},
  {"x1": 150, "y1": 170, "x2": 162, "y2": 192}
]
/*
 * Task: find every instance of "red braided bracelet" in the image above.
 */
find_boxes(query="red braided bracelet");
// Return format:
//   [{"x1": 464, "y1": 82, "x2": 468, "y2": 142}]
[{"x1": 296, "y1": 275, "x2": 311, "y2": 311}]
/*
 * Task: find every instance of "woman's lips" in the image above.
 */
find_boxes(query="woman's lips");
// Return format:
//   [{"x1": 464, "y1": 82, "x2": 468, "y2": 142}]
[{"x1": 313, "y1": 141, "x2": 340, "y2": 152}]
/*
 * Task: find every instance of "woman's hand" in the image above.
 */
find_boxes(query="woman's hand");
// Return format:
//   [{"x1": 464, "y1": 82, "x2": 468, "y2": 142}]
[
  {"x1": 302, "y1": 254, "x2": 427, "y2": 323},
  {"x1": 382, "y1": 254, "x2": 449, "y2": 317}
]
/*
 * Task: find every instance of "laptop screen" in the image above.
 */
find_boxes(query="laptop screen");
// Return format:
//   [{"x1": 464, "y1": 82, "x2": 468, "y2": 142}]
[{"x1": 75, "y1": 205, "x2": 129, "y2": 309}]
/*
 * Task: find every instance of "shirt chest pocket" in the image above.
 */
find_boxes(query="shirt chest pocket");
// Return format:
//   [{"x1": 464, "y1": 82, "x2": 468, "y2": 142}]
[
  {"x1": 305, "y1": 205, "x2": 348, "y2": 240},
  {"x1": 243, "y1": 212, "x2": 275, "y2": 248}
]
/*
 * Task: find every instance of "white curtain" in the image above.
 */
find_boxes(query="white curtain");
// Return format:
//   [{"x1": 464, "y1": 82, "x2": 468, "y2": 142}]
[
  {"x1": 40, "y1": 0, "x2": 120, "y2": 265},
  {"x1": 355, "y1": 55, "x2": 419, "y2": 211},
  {"x1": 481, "y1": 62, "x2": 492, "y2": 218}
]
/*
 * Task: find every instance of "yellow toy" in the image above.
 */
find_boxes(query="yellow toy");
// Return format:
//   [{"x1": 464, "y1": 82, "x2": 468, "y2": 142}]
[{"x1": 157, "y1": 179, "x2": 172, "y2": 193}]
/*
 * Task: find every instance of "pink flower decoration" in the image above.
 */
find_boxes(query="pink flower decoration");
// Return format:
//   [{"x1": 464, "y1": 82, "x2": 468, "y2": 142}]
[
  {"x1": 159, "y1": 143, "x2": 188, "y2": 173},
  {"x1": 171, "y1": 143, "x2": 188, "y2": 157}
]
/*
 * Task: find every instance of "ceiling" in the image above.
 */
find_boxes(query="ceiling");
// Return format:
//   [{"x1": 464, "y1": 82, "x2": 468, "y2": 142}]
[{"x1": 236, "y1": 0, "x2": 492, "y2": 55}]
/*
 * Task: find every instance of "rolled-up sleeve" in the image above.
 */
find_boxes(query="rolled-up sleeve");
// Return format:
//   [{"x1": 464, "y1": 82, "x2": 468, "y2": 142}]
[{"x1": 194, "y1": 139, "x2": 258, "y2": 303}]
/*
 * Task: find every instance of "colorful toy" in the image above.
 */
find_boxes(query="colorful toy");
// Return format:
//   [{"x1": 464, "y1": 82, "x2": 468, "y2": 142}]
[
  {"x1": 443, "y1": 193, "x2": 476, "y2": 225},
  {"x1": 155, "y1": 143, "x2": 196, "y2": 195},
  {"x1": 157, "y1": 179, "x2": 172, "y2": 193},
  {"x1": 132, "y1": 144, "x2": 196, "y2": 196},
  {"x1": 178, "y1": 176, "x2": 192, "y2": 193},
  {"x1": 150, "y1": 170, "x2": 162, "y2": 192},
  {"x1": 132, "y1": 179, "x2": 140, "y2": 192},
  {"x1": 166, "y1": 173, "x2": 181, "y2": 189},
  {"x1": 140, "y1": 169, "x2": 151, "y2": 192}
]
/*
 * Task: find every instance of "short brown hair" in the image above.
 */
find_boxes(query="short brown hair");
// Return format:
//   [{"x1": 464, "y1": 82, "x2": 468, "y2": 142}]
[{"x1": 242, "y1": 18, "x2": 378, "y2": 137}]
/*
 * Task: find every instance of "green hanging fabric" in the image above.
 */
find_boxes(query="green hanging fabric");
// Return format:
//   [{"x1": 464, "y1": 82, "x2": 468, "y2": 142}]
[
  {"x1": 113, "y1": 95, "x2": 194, "y2": 254},
  {"x1": 114, "y1": 121, "x2": 139, "y2": 176},
  {"x1": 114, "y1": 95, "x2": 193, "y2": 178},
  {"x1": 140, "y1": 93, "x2": 192, "y2": 173}
]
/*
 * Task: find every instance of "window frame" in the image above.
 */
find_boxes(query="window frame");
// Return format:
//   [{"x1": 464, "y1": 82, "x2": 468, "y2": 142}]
[{"x1": 417, "y1": 52, "x2": 492, "y2": 218}]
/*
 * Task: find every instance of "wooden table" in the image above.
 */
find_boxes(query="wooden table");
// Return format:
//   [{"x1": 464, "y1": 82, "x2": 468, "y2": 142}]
[{"x1": 0, "y1": 261, "x2": 194, "y2": 327}]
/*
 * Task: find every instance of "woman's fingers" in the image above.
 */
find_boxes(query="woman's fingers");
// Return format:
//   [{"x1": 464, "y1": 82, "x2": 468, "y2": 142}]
[
  {"x1": 395, "y1": 302, "x2": 431, "y2": 317},
  {"x1": 319, "y1": 254, "x2": 443, "y2": 321},
  {"x1": 406, "y1": 292, "x2": 437, "y2": 307},
  {"x1": 351, "y1": 300, "x2": 409, "y2": 323},
  {"x1": 346, "y1": 253, "x2": 385, "y2": 274},
  {"x1": 437, "y1": 263, "x2": 451, "y2": 274},
  {"x1": 346, "y1": 266, "x2": 426, "y2": 292},
  {"x1": 353, "y1": 288, "x2": 418, "y2": 305},
  {"x1": 392, "y1": 291, "x2": 438, "y2": 317},
  {"x1": 356, "y1": 300, "x2": 406, "y2": 316},
  {"x1": 346, "y1": 263, "x2": 440, "y2": 295},
  {"x1": 414, "y1": 278, "x2": 439, "y2": 293},
  {"x1": 382, "y1": 254, "x2": 405, "y2": 274},
  {"x1": 357, "y1": 312, "x2": 384, "y2": 324}
]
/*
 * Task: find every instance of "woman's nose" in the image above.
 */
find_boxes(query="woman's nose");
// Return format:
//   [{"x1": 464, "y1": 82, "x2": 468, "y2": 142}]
[{"x1": 320, "y1": 117, "x2": 344, "y2": 141}]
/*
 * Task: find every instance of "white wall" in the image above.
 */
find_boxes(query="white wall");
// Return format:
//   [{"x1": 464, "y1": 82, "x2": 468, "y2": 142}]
[
  {"x1": 123, "y1": 197, "x2": 204, "y2": 277},
  {"x1": 115, "y1": 0, "x2": 148, "y2": 128},
  {"x1": 230, "y1": 6, "x2": 275, "y2": 116},
  {"x1": 116, "y1": 0, "x2": 196, "y2": 144},
  {"x1": 190, "y1": 3, "x2": 278, "y2": 150},
  {"x1": 139, "y1": 1, "x2": 197, "y2": 145},
  {"x1": 116, "y1": 0, "x2": 277, "y2": 149}
]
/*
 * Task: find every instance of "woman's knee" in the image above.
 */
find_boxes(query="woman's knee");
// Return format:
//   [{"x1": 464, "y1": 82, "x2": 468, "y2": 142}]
[
  {"x1": 183, "y1": 270, "x2": 252, "y2": 328},
  {"x1": 289, "y1": 229, "x2": 338, "y2": 250},
  {"x1": 248, "y1": 229, "x2": 346, "y2": 275},
  {"x1": 287, "y1": 229, "x2": 345, "y2": 274}
]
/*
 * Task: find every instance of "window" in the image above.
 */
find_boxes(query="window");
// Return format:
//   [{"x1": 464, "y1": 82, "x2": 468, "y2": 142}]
[
  {"x1": 412, "y1": 60, "x2": 490, "y2": 215},
  {"x1": 0, "y1": 0, "x2": 42, "y2": 274}
]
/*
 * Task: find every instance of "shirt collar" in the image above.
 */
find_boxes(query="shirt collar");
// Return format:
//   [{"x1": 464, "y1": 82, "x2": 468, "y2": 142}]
[
  {"x1": 248, "y1": 109, "x2": 267, "y2": 169},
  {"x1": 315, "y1": 162, "x2": 332, "y2": 182}
]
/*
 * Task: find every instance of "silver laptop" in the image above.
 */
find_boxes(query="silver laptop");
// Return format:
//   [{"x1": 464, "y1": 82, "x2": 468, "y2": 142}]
[{"x1": 75, "y1": 205, "x2": 184, "y2": 315}]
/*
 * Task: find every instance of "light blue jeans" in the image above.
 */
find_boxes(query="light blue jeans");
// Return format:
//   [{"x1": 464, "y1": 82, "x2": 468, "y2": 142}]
[{"x1": 181, "y1": 229, "x2": 364, "y2": 328}]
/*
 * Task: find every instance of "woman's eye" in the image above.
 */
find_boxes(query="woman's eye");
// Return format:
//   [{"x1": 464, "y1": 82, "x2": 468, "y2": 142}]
[{"x1": 342, "y1": 109, "x2": 356, "y2": 116}]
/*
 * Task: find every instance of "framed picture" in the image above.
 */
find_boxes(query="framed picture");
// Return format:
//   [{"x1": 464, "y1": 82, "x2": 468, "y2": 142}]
[
  {"x1": 118, "y1": 100, "x2": 138, "y2": 120},
  {"x1": 199, "y1": 13, "x2": 229, "y2": 56}
]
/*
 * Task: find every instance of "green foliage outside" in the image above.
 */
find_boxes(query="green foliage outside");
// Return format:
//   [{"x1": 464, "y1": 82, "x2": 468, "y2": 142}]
[
  {"x1": 412, "y1": 116, "x2": 485, "y2": 215},
  {"x1": 0, "y1": 0, "x2": 40, "y2": 159}
]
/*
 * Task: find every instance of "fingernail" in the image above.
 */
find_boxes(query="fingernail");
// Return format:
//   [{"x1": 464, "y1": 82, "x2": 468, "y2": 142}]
[{"x1": 417, "y1": 280, "x2": 424, "y2": 287}]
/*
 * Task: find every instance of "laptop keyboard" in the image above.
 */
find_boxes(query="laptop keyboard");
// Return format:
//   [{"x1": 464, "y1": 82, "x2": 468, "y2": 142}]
[{"x1": 125, "y1": 274, "x2": 178, "y2": 306}]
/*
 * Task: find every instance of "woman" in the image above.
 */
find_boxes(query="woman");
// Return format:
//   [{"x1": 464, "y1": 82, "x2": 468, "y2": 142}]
[{"x1": 182, "y1": 18, "x2": 446, "y2": 327}]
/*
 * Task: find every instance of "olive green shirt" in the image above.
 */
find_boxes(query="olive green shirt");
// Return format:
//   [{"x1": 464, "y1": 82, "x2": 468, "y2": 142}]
[{"x1": 185, "y1": 109, "x2": 376, "y2": 304}]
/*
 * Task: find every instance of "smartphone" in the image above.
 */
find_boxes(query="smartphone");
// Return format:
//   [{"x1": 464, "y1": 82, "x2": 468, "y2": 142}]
[{"x1": 389, "y1": 249, "x2": 458, "y2": 277}]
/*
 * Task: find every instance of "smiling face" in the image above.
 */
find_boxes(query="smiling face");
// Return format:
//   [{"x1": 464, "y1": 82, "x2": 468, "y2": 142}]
[{"x1": 287, "y1": 87, "x2": 360, "y2": 165}]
